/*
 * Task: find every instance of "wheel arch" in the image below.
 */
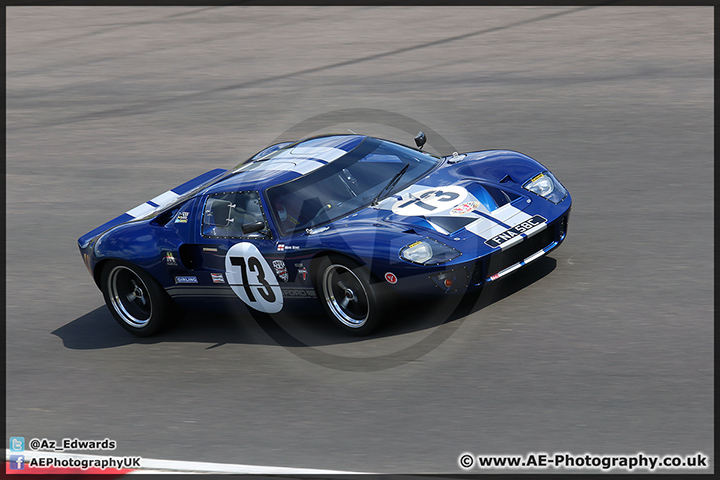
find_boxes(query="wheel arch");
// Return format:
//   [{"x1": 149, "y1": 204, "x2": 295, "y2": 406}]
[
  {"x1": 93, "y1": 259, "x2": 110, "y2": 288},
  {"x1": 93, "y1": 258, "x2": 154, "y2": 290},
  {"x1": 455, "y1": 150, "x2": 547, "y2": 185},
  {"x1": 308, "y1": 250, "x2": 383, "y2": 288}
]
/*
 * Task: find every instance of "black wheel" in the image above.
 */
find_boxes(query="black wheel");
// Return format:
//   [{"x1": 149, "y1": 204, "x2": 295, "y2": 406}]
[
  {"x1": 100, "y1": 261, "x2": 177, "y2": 336},
  {"x1": 315, "y1": 255, "x2": 385, "y2": 335}
]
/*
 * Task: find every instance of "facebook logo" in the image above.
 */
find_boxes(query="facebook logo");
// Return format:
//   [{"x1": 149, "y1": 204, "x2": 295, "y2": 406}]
[
  {"x1": 10, "y1": 455, "x2": 25, "y2": 470},
  {"x1": 9, "y1": 437, "x2": 25, "y2": 452}
]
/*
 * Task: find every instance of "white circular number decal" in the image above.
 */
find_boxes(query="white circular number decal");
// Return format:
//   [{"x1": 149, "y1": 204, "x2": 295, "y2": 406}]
[
  {"x1": 225, "y1": 243, "x2": 283, "y2": 313},
  {"x1": 391, "y1": 186, "x2": 469, "y2": 217}
]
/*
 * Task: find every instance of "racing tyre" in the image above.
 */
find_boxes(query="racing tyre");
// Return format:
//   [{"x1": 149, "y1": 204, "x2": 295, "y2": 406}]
[
  {"x1": 316, "y1": 255, "x2": 385, "y2": 336},
  {"x1": 100, "y1": 261, "x2": 176, "y2": 336}
]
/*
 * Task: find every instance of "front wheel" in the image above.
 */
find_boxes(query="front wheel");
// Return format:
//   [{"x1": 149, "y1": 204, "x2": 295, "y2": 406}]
[
  {"x1": 100, "y1": 261, "x2": 176, "y2": 336},
  {"x1": 315, "y1": 255, "x2": 385, "y2": 336}
]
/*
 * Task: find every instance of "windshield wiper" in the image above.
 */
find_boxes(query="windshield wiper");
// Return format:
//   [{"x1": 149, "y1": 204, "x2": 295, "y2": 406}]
[{"x1": 371, "y1": 163, "x2": 409, "y2": 207}]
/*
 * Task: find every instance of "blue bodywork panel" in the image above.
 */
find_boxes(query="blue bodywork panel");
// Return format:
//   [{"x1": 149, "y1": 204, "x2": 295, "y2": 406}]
[{"x1": 79, "y1": 135, "x2": 571, "y2": 315}]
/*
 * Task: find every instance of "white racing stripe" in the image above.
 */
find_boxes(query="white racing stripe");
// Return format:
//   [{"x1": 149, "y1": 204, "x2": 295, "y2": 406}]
[
  {"x1": 466, "y1": 219, "x2": 506, "y2": 240},
  {"x1": 494, "y1": 261, "x2": 523, "y2": 278},
  {"x1": 125, "y1": 189, "x2": 181, "y2": 219},
  {"x1": 149, "y1": 190, "x2": 180, "y2": 206},
  {"x1": 125, "y1": 202, "x2": 157, "y2": 219},
  {"x1": 265, "y1": 146, "x2": 351, "y2": 175},
  {"x1": 6, "y1": 449, "x2": 368, "y2": 475},
  {"x1": 491, "y1": 203, "x2": 532, "y2": 224},
  {"x1": 287, "y1": 146, "x2": 349, "y2": 162},
  {"x1": 465, "y1": 204, "x2": 535, "y2": 241}
]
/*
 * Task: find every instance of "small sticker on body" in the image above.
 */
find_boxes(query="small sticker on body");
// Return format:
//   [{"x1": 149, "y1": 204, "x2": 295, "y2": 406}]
[
  {"x1": 175, "y1": 276, "x2": 198, "y2": 284},
  {"x1": 165, "y1": 252, "x2": 178, "y2": 266},
  {"x1": 273, "y1": 260, "x2": 289, "y2": 282},
  {"x1": 385, "y1": 272, "x2": 398, "y2": 284},
  {"x1": 450, "y1": 201, "x2": 480, "y2": 216},
  {"x1": 295, "y1": 263, "x2": 308, "y2": 281}
]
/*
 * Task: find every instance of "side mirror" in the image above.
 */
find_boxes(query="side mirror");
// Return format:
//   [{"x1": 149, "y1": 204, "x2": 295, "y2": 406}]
[
  {"x1": 242, "y1": 221, "x2": 266, "y2": 234},
  {"x1": 414, "y1": 131, "x2": 426, "y2": 150}
]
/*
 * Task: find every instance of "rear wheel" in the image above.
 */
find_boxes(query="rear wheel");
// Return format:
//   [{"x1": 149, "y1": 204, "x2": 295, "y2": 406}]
[
  {"x1": 100, "y1": 261, "x2": 176, "y2": 336},
  {"x1": 316, "y1": 255, "x2": 385, "y2": 335}
]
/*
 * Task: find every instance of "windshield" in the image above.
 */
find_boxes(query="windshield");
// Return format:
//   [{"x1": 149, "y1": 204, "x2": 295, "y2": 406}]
[{"x1": 265, "y1": 137, "x2": 441, "y2": 236}]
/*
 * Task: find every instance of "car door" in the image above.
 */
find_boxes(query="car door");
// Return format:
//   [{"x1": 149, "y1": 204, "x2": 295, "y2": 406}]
[{"x1": 193, "y1": 190, "x2": 284, "y2": 314}]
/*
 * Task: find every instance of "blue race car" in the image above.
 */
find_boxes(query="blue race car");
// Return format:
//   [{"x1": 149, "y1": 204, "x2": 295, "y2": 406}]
[{"x1": 78, "y1": 132, "x2": 571, "y2": 336}]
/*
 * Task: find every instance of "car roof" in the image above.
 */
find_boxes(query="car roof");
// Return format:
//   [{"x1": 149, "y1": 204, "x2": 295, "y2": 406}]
[{"x1": 205, "y1": 134, "x2": 367, "y2": 194}]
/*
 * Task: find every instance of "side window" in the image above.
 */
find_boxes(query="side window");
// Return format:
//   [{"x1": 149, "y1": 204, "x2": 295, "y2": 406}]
[{"x1": 201, "y1": 191, "x2": 271, "y2": 239}]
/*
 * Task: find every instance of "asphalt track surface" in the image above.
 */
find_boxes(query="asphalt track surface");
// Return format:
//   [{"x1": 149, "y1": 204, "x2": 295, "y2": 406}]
[{"x1": 6, "y1": 6, "x2": 713, "y2": 474}]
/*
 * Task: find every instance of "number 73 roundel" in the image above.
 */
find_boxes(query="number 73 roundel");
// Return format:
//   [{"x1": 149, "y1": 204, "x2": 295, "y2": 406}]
[{"x1": 225, "y1": 242, "x2": 283, "y2": 313}]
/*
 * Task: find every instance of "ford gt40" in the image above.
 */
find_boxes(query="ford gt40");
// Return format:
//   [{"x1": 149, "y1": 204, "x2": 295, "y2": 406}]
[{"x1": 78, "y1": 132, "x2": 571, "y2": 336}]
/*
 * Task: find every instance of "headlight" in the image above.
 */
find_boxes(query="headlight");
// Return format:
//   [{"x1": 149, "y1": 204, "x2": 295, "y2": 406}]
[
  {"x1": 400, "y1": 238, "x2": 461, "y2": 265},
  {"x1": 523, "y1": 171, "x2": 567, "y2": 204}
]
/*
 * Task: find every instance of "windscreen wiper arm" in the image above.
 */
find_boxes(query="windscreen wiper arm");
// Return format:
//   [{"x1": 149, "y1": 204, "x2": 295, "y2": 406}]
[{"x1": 372, "y1": 163, "x2": 409, "y2": 207}]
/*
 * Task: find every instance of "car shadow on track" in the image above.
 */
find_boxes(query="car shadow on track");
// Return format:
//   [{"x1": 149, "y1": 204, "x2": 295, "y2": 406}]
[{"x1": 54, "y1": 257, "x2": 557, "y2": 350}]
